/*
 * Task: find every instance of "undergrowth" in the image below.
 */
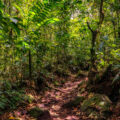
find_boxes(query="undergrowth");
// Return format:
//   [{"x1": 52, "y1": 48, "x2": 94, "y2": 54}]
[{"x1": 0, "y1": 81, "x2": 33, "y2": 115}]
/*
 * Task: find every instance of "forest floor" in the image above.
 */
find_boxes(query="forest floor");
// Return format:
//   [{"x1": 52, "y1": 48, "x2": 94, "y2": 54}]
[{"x1": 3, "y1": 74, "x2": 91, "y2": 120}]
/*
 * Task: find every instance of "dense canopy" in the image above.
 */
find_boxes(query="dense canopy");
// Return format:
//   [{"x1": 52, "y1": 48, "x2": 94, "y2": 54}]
[{"x1": 0, "y1": 0, "x2": 120, "y2": 119}]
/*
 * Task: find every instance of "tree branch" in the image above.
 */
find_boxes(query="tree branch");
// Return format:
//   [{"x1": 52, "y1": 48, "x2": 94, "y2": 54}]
[
  {"x1": 87, "y1": 22, "x2": 93, "y2": 33},
  {"x1": 99, "y1": 0, "x2": 104, "y2": 24}
]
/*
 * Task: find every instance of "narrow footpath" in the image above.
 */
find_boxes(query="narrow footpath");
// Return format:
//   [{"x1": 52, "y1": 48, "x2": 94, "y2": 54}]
[{"x1": 5, "y1": 75, "x2": 89, "y2": 120}]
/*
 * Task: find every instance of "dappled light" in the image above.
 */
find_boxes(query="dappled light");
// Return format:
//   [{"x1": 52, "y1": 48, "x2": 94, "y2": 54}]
[{"x1": 0, "y1": 0, "x2": 120, "y2": 120}]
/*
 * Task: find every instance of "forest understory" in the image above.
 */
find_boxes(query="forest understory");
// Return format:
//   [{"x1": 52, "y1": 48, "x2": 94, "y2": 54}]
[
  {"x1": 0, "y1": 68, "x2": 120, "y2": 120},
  {"x1": 0, "y1": 0, "x2": 120, "y2": 120}
]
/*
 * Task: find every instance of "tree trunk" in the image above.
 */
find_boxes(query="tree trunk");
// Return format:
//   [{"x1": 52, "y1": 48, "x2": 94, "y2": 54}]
[
  {"x1": 87, "y1": 0, "x2": 104, "y2": 71},
  {"x1": 29, "y1": 49, "x2": 32, "y2": 79},
  {"x1": 91, "y1": 31, "x2": 98, "y2": 70},
  {"x1": 87, "y1": 0, "x2": 104, "y2": 84}
]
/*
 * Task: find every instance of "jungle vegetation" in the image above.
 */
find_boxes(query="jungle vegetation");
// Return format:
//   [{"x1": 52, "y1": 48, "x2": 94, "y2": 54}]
[{"x1": 0, "y1": 0, "x2": 120, "y2": 119}]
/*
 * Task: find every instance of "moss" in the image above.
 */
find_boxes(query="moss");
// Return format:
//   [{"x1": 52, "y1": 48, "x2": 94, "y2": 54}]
[
  {"x1": 81, "y1": 93, "x2": 112, "y2": 113},
  {"x1": 63, "y1": 96, "x2": 85, "y2": 108},
  {"x1": 81, "y1": 93, "x2": 112, "y2": 119},
  {"x1": 27, "y1": 107, "x2": 44, "y2": 118}
]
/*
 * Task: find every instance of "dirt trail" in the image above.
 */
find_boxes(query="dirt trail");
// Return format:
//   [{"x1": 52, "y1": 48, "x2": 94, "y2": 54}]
[
  {"x1": 7, "y1": 76, "x2": 88, "y2": 120},
  {"x1": 40, "y1": 80, "x2": 81, "y2": 120},
  {"x1": 37, "y1": 76, "x2": 88, "y2": 120}
]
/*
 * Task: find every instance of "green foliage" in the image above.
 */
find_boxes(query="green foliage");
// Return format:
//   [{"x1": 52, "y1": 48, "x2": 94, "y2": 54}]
[
  {"x1": 0, "y1": 88, "x2": 33, "y2": 115},
  {"x1": 0, "y1": 0, "x2": 119, "y2": 115},
  {"x1": 81, "y1": 93, "x2": 112, "y2": 119},
  {"x1": 0, "y1": 0, "x2": 119, "y2": 75}
]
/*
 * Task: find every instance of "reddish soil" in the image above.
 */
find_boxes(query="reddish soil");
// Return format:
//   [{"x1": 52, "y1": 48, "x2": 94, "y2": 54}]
[
  {"x1": 4, "y1": 75, "x2": 89, "y2": 120},
  {"x1": 39, "y1": 79, "x2": 83, "y2": 120}
]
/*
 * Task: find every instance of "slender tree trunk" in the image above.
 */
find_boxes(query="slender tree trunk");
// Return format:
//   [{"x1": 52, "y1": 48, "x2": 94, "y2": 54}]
[
  {"x1": 118, "y1": 25, "x2": 120, "y2": 39},
  {"x1": 87, "y1": 0, "x2": 104, "y2": 84},
  {"x1": 87, "y1": 0, "x2": 104, "y2": 71},
  {"x1": 91, "y1": 31, "x2": 98, "y2": 70},
  {"x1": 112, "y1": 21, "x2": 117, "y2": 40},
  {"x1": 29, "y1": 49, "x2": 32, "y2": 79},
  {"x1": 28, "y1": 35, "x2": 32, "y2": 79},
  {"x1": 87, "y1": 22, "x2": 98, "y2": 70},
  {"x1": 116, "y1": 3, "x2": 120, "y2": 38}
]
